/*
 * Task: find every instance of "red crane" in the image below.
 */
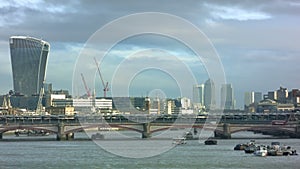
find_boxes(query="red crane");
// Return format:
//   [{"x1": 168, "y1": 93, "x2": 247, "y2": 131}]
[
  {"x1": 94, "y1": 57, "x2": 109, "y2": 98},
  {"x1": 80, "y1": 73, "x2": 91, "y2": 97}
]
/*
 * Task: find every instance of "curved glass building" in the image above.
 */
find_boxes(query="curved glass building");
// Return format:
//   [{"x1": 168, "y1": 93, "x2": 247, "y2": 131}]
[{"x1": 9, "y1": 36, "x2": 50, "y2": 96}]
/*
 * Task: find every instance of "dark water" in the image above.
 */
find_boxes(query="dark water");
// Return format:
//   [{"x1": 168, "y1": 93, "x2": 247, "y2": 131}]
[{"x1": 0, "y1": 133, "x2": 299, "y2": 169}]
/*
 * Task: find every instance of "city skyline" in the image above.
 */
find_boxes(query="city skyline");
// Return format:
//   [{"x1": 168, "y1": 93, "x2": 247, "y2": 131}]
[{"x1": 0, "y1": 1, "x2": 300, "y2": 109}]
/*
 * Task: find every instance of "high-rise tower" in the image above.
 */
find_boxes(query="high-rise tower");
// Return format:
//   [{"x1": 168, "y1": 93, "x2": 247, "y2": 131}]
[
  {"x1": 193, "y1": 84, "x2": 204, "y2": 106},
  {"x1": 9, "y1": 36, "x2": 50, "y2": 96},
  {"x1": 221, "y1": 84, "x2": 235, "y2": 110},
  {"x1": 204, "y1": 79, "x2": 216, "y2": 110}
]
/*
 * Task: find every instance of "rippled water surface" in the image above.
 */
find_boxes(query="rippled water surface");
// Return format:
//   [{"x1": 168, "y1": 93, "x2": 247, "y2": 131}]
[{"x1": 0, "y1": 132, "x2": 299, "y2": 169}]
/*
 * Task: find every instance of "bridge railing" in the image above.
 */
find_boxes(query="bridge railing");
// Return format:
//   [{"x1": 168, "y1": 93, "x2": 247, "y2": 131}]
[{"x1": 0, "y1": 113, "x2": 299, "y2": 125}]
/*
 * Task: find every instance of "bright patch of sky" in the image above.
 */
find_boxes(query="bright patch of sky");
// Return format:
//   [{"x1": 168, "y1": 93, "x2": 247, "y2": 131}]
[
  {"x1": 205, "y1": 4, "x2": 271, "y2": 21},
  {"x1": 96, "y1": 34, "x2": 208, "y2": 98},
  {"x1": 0, "y1": 0, "x2": 76, "y2": 27}
]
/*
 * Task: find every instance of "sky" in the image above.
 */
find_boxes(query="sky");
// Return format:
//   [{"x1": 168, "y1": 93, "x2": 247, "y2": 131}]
[{"x1": 0, "y1": 0, "x2": 300, "y2": 109}]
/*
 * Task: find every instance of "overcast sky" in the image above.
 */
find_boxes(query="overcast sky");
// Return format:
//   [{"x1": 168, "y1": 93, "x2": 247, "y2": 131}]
[{"x1": 0, "y1": 0, "x2": 300, "y2": 108}]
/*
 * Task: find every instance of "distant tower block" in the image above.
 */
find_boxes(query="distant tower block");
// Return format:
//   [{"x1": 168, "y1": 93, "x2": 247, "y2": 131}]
[{"x1": 9, "y1": 36, "x2": 50, "y2": 96}]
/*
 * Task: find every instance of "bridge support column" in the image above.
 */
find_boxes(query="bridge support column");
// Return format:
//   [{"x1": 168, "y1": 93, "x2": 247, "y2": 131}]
[
  {"x1": 0, "y1": 133, "x2": 2, "y2": 140},
  {"x1": 56, "y1": 122, "x2": 66, "y2": 141},
  {"x1": 221, "y1": 123, "x2": 231, "y2": 139},
  {"x1": 142, "y1": 123, "x2": 151, "y2": 139}
]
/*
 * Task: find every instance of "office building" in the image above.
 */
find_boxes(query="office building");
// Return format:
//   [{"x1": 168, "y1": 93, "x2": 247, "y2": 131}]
[
  {"x1": 204, "y1": 79, "x2": 216, "y2": 110},
  {"x1": 9, "y1": 36, "x2": 50, "y2": 96},
  {"x1": 267, "y1": 91, "x2": 277, "y2": 101},
  {"x1": 193, "y1": 84, "x2": 204, "y2": 106},
  {"x1": 244, "y1": 92, "x2": 254, "y2": 107},
  {"x1": 221, "y1": 84, "x2": 235, "y2": 110},
  {"x1": 277, "y1": 86, "x2": 288, "y2": 103},
  {"x1": 244, "y1": 91, "x2": 262, "y2": 106},
  {"x1": 254, "y1": 92, "x2": 262, "y2": 103}
]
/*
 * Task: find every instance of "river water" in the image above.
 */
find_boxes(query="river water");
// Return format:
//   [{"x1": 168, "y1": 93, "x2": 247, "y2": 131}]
[{"x1": 0, "y1": 132, "x2": 299, "y2": 169}]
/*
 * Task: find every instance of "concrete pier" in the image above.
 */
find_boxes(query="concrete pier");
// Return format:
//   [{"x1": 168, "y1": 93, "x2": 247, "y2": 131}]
[
  {"x1": 56, "y1": 122, "x2": 66, "y2": 141},
  {"x1": 222, "y1": 123, "x2": 231, "y2": 139},
  {"x1": 214, "y1": 123, "x2": 231, "y2": 139},
  {"x1": 142, "y1": 123, "x2": 151, "y2": 138}
]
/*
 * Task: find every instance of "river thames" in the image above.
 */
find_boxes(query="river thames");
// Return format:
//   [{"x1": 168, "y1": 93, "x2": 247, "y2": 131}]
[{"x1": 0, "y1": 132, "x2": 299, "y2": 169}]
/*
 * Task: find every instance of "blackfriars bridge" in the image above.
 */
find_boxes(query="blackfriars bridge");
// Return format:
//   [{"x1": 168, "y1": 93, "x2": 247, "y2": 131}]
[{"x1": 0, "y1": 114, "x2": 300, "y2": 140}]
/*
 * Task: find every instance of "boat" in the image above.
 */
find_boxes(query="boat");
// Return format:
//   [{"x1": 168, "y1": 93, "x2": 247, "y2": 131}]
[
  {"x1": 172, "y1": 138, "x2": 187, "y2": 145},
  {"x1": 244, "y1": 144, "x2": 257, "y2": 154},
  {"x1": 267, "y1": 149, "x2": 283, "y2": 156},
  {"x1": 254, "y1": 146, "x2": 268, "y2": 157},
  {"x1": 234, "y1": 144, "x2": 247, "y2": 150},
  {"x1": 234, "y1": 140, "x2": 256, "y2": 151},
  {"x1": 281, "y1": 146, "x2": 298, "y2": 156},
  {"x1": 204, "y1": 139, "x2": 217, "y2": 145},
  {"x1": 235, "y1": 141, "x2": 298, "y2": 157},
  {"x1": 183, "y1": 132, "x2": 193, "y2": 140},
  {"x1": 267, "y1": 142, "x2": 283, "y2": 156},
  {"x1": 271, "y1": 141, "x2": 280, "y2": 146},
  {"x1": 91, "y1": 133, "x2": 104, "y2": 140}
]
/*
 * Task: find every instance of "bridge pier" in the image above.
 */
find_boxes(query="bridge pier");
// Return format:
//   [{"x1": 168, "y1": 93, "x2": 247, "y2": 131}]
[
  {"x1": 0, "y1": 133, "x2": 2, "y2": 140},
  {"x1": 222, "y1": 123, "x2": 231, "y2": 139},
  {"x1": 56, "y1": 122, "x2": 67, "y2": 141},
  {"x1": 215, "y1": 123, "x2": 231, "y2": 139},
  {"x1": 142, "y1": 123, "x2": 151, "y2": 139}
]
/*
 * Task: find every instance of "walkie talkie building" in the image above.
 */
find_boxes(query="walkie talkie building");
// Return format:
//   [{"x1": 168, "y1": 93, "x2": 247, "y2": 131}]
[{"x1": 9, "y1": 36, "x2": 50, "y2": 96}]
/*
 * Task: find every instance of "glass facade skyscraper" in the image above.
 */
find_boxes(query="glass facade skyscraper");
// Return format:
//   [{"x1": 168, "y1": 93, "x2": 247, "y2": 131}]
[
  {"x1": 193, "y1": 84, "x2": 204, "y2": 106},
  {"x1": 204, "y1": 79, "x2": 216, "y2": 110},
  {"x1": 221, "y1": 84, "x2": 235, "y2": 110},
  {"x1": 9, "y1": 36, "x2": 50, "y2": 96}
]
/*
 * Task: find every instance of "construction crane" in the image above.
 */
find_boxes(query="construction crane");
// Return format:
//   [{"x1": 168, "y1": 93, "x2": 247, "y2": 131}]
[
  {"x1": 94, "y1": 57, "x2": 109, "y2": 98},
  {"x1": 80, "y1": 73, "x2": 91, "y2": 97},
  {"x1": 35, "y1": 82, "x2": 44, "y2": 115}
]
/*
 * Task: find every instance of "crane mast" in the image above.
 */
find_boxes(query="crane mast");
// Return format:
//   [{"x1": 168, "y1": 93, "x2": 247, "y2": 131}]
[
  {"x1": 94, "y1": 57, "x2": 109, "y2": 98},
  {"x1": 80, "y1": 73, "x2": 91, "y2": 97},
  {"x1": 36, "y1": 82, "x2": 44, "y2": 115}
]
